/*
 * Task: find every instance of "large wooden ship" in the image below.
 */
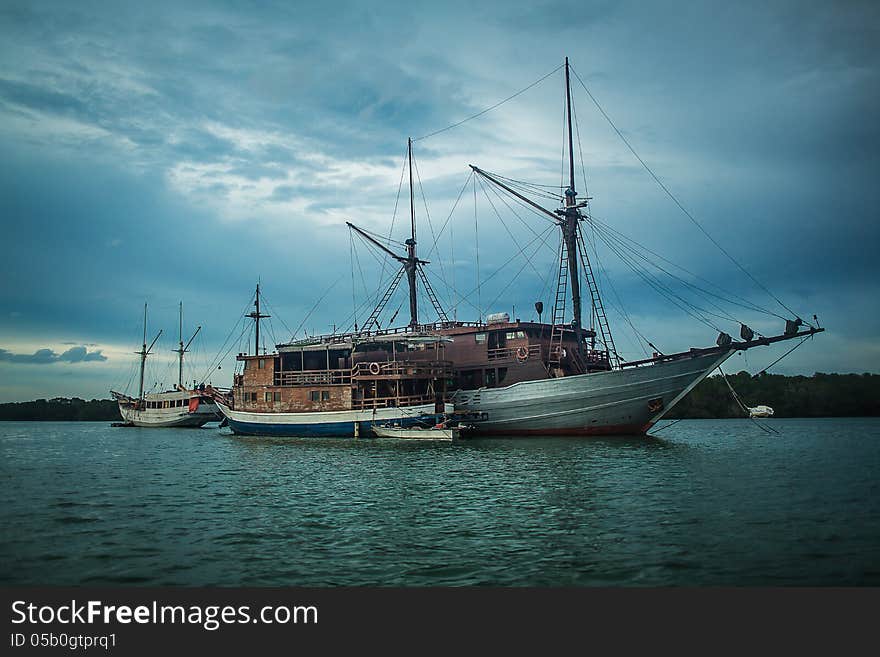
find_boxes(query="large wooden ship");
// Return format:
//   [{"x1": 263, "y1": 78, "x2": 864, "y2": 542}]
[{"x1": 217, "y1": 57, "x2": 822, "y2": 437}]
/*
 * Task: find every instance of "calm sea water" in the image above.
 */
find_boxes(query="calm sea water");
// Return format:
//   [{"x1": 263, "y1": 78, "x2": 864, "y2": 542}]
[{"x1": 1, "y1": 418, "x2": 878, "y2": 586}]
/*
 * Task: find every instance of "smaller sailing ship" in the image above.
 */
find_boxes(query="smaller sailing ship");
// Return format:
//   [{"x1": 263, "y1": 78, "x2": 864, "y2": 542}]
[{"x1": 111, "y1": 303, "x2": 220, "y2": 428}]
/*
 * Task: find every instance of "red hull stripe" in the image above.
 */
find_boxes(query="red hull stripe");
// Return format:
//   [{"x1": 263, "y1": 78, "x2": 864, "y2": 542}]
[{"x1": 466, "y1": 422, "x2": 655, "y2": 437}]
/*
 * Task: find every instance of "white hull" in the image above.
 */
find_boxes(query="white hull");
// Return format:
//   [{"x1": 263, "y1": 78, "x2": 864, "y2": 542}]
[
  {"x1": 215, "y1": 400, "x2": 454, "y2": 437},
  {"x1": 372, "y1": 425, "x2": 458, "y2": 440},
  {"x1": 116, "y1": 390, "x2": 220, "y2": 428},
  {"x1": 452, "y1": 350, "x2": 733, "y2": 435}
]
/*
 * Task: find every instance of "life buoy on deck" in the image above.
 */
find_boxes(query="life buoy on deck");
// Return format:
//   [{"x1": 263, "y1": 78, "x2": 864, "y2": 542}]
[
  {"x1": 368, "y1": 362, "x2": 381, "y2": 375},
  {"x1": 516, "y1": 346, "x2": 529, "y2": 363}
]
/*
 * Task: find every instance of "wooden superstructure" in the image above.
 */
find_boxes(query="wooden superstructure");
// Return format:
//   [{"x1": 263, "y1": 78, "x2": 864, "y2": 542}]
[{"x1": 233, "y1": 301, "x2": 452, "y2": 416}]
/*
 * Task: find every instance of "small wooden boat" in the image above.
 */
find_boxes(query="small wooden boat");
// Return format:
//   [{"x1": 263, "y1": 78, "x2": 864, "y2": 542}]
[{"x1": 372, "y1": 424, "x2": 459, "y2": 441}]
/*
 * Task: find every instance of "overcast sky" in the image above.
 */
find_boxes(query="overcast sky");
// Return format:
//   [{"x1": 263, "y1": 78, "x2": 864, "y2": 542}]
[{"x1": 1, "y1": 0, "x2": 877, "y2": 401}]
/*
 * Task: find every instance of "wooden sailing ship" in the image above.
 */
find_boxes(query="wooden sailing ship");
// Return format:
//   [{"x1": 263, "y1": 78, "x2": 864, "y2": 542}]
[
  {"x1": 112, "y1": 303, "x2": 220, "y2": 428},
  {"x1": 214, "y1": 285, "x2": 454, "y2": 436},
  {"x1": 217, "y1": 57, "x2": 822, "y2": 437}
]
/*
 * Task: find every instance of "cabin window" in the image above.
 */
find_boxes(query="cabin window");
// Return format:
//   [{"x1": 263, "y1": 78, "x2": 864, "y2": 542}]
[
  {"x1": 475, "y1": 333, "x2": 487, "y2": 343},
  {"x1": 310, "y1": 391, "x2": 320, "y2": 402},
  {"x1": 258, "y1": 359, "x2": 265, "y2": 369},
  {"x1": 321, "y1": 391, "x2": 331, "y2": 401},
  {"x1": 265, "y1": 392, "x2": 272, "y2": 402},
  {"x1": 516, "y1": 331, "x2": 526, "y2": 339},
  {"x1": 506, "y1": 332, "x2": 517, "y2": 340},
  {"x1": 274, "y1": 392, "x2": 281, "y2": 402}
]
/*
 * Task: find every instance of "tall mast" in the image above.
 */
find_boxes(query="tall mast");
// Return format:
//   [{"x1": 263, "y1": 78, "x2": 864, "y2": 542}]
[
  {"x1": 247, "y1": 283, "x2": 270, "y2": 355},
  {"x1": 138, "y1": 303, "x2": 147, "y2": 400},
  {"x1": 173, "y1": 302, "x2": 202, "y2": 387},
  {"x1": 563, "y1": 56, "x2": 584, "y2": 359},
  {"x1": 177, "y1": 302, "x2": 183, "y2": 386},
  {"x1": 405, "y1": 137, "x2": 419, "y2": 328},
  {"x1": 137, "y1": 303, "x2": 162, "y2": 401}
]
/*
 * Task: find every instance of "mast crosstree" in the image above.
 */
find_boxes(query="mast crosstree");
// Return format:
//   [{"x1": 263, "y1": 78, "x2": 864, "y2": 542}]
[
  {"x1": 172, "y1": 302, "x2": 202, "y2": 387},
  {"x1": 246, "y1": 284, "x2": 270, "y2": 355},
  {"x1": 349, "y1": 138, "x2": 448, "y2": 332},
  {"x1": 137, "y1": 303, "x2": 162, "y2": 401},
  {"x1": 470, "y1": 57, "x2": 616, "y2": 372}
]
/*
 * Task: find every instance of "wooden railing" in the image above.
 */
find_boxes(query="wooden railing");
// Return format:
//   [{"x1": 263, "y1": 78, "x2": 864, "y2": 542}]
[
  {"x1": 351, "y1": 393, "x2": 437, "y2": 410},
  {"x1": 487, "y1": 344, "x2": 542, "y2": 361},
  {"x1": 351, "y1": 361, "x2": 452, "y2": 378},
  {"x1": 274, "y1": 369, "x2": 352, "y2": 386},
  {"x1": 261, "y1": 361, "x2": 452, "y2": 387}
]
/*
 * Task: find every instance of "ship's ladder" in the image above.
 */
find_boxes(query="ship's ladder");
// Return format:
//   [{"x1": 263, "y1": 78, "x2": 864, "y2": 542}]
[
  {"x1": 361, "y1": 266, "x2": 405, "y2": 333},
  {"x1": 548, "y1": 239, "x2": 569, "y2": 371},
  {"x1": 577, "y1": 233, "x2": 619, "y2": 367},
  {"x1": 416, "y1": 265, "x2": 449, "y2": 324}
]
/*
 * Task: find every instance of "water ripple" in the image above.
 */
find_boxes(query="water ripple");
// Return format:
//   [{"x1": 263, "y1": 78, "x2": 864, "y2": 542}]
[{"x1": 1, "y1": 418, "x2": 879, "y2": 585}]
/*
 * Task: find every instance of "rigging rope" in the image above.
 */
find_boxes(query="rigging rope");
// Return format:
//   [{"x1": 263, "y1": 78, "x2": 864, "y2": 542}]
[
  {"x1": 485, "y1": 224, "x2": 557, "y2": 311},
  {"x1": 758, "y1": 335, "x2": 810, "y2": 375},
  {"x1": 414, "y1": 64, "x2": 564, "y2": 142},
  {"x1": 588, "y1": 214, "x2": 784, "y2": 320},
  {"x1": 569, "y1": 65, "x2": 810, "y2": 326},
  {"x1": 379, "y1": 143, "x2": 410, "y2": 285},
  {"x1": 197, "y1": 290, "x2": 256, "y2": 385},
  {"x1": 412, "y1": 155, "x2": 452, "y2": 312},
  {"x1": 718, "y1": 366, "x2": 779, "y2": 435},
  {"x1": 477, "y1": 175, "x2": 553, "y2": 287}
]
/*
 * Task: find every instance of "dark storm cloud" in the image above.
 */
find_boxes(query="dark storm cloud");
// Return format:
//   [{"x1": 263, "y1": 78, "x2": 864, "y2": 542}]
[
  {"x1": 0, "y1": 346, "x2": 107, "y2": 364},
  {"x1": 0, "y1": 0, "x2": 878, "y2": 400}
]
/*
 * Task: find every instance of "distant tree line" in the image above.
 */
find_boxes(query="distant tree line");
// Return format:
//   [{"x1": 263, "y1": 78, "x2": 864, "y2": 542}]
[
  {"x1": 1, "y1": 373, "x2": 878, "y2": 421},
  {"x1": 668, "y1": 372, "x2": 880, "y2": 419},
  {"x1": 0, "y1": 398, "x2": 119, "y2": 421}
]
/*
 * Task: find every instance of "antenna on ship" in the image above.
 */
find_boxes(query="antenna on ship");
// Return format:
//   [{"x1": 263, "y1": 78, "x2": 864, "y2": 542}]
[
  {"x1": 137, "y1": 303, "x2": 162, "y2": 401},
  {"x1": 247, "y1": 283, "x2": 270, "y2": 355},
  {"x1": 173, "y1": 302, "x2": 201, "y2": 388}
]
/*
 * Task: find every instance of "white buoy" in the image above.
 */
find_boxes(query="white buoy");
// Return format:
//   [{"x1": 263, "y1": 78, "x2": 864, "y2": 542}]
[{"x1": 748, "y1": 405, "x2": 774, "y2": 418}]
